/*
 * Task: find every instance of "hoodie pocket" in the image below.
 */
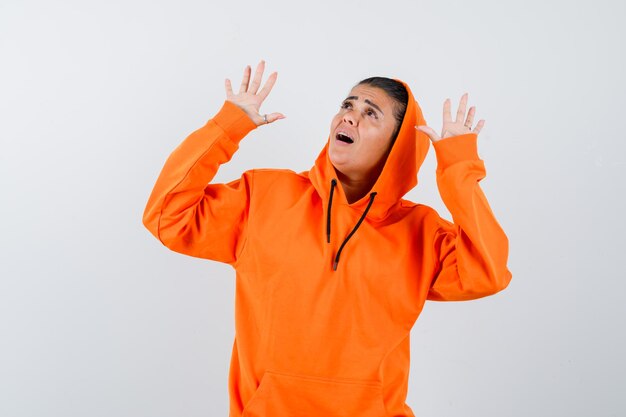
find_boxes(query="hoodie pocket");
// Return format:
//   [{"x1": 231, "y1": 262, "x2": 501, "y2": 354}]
[{"x1": 242, "y1": 370, "x2": 387, "y2": 417}]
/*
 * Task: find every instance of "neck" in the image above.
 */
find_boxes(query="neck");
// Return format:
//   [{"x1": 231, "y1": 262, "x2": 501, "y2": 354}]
[
  {"x1": 332, "y1": 147, "x2": 392, "y2": 204},
  {"x1": 335, "y1": 166, "x2": 381, "y2": 204}
]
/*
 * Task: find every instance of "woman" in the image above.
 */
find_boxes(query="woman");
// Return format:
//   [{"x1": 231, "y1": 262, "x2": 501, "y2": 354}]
[{"x1": 143, "y1": 60, "x2": 512, "y2": 417}]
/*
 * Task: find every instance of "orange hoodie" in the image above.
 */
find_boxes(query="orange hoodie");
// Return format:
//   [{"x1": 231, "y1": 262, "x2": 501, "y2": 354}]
[{"x1": 143, "y1": 80, "x2": 512, "y2": 417}]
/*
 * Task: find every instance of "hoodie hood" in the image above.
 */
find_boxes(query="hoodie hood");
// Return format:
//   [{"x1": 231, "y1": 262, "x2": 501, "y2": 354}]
[{"x1": 309, "y1": 79, "x2": 431, "y2": 220}]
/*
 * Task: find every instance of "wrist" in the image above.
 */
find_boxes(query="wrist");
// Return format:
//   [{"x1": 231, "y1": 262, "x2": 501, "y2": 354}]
[
  {"x1": 211, "y1": 100, "x2": 258, "y2": 143},
  {"x1": 433, "y1": 133, "x2": 480, "y2": 170}
]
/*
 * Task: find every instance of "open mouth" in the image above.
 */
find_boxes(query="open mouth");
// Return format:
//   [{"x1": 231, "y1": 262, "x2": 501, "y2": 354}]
[{"x1": 335, "y1": 132, "x2": 354, "y2": 144}]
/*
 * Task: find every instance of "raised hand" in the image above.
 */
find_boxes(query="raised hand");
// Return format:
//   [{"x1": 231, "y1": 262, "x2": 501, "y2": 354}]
[
  {"x1": 225, "y1": 60, "x2": 285, "y2": 126},
  {"x1": 416, "y1": 93, "x2": 485, "y2": 143}
]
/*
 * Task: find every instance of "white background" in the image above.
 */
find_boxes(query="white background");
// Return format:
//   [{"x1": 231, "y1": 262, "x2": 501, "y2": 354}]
[{"x1": 1, "y1": 0, "x2": 624, "y2": 416}]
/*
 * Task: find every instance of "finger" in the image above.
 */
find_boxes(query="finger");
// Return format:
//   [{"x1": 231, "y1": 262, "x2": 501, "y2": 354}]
[
  {"x1": 415, "y1": 125, "x2": 440, "y2": 142},
  {"x1": 473, "y1": 119, "x2": 485, "y2": 135},
  {"x1": 248, "y1": 60, "x2": 265, "y2": 94},
  {"x1": 455, "y1": 92, "x2": 468, "y2": 123},
  {"x1": 257, "y1": 71, "x2": 277, "y2": 102},
  {"x1": 465, "y1": 106, "x2": 475, "y2": 129},
  {"x1": 265, "y1": 112, "x2": 286, "y2": 124},
  {"x1": 443, "y1": 98, "x2": 452, "y2": 124},
  {"x1": 225, "y1": 78, "x2": 233, "y2": 97},
  {"x1": 239, "y1": 65, "x2": 251, "y2": 94}
]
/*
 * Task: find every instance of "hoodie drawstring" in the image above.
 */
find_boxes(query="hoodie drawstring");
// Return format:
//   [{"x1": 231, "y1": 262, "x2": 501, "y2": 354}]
[
  {"x1": 326, "y1": 179, "x2": 337, "y2": 243},
  {"x1": 326, "y1": 179, "x2": 378, "y2": 271}
]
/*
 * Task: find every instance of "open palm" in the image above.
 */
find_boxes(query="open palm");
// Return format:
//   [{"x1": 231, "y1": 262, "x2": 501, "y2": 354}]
[
  {"x1": 416, "y1": 92, "x2": 485, "y2": 143},
  {"x1": 225, "y1": 60, "x2": 285, "y2": 126}
]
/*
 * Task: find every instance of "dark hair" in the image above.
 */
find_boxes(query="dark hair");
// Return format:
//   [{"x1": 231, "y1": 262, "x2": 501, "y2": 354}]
[{"x1": 356, "y1": 77, "x2": 408, "y2": 146}]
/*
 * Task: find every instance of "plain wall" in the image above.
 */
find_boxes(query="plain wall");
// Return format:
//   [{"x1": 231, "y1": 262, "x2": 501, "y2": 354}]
[{"x1": 1, "y1": 0, "x2": 624, "y2": 415}]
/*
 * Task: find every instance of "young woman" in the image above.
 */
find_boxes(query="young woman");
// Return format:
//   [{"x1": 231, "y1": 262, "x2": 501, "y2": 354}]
[{"x1": 143, "y1": 60, "x2": 512, "y2": 417}]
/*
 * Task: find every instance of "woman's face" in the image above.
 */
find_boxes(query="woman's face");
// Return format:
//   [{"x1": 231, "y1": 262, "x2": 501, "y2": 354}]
[{"x1": 328, "y1": 84, "x2": 399, "y2": 181}]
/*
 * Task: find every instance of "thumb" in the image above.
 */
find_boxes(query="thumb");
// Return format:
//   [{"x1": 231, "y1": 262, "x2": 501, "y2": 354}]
[
  {"x1": 264, "y1": 112, "x2": 286, "y2": 124},
  {"x1": 415, "y1": 125, "x2": 439, "y2": 143}
]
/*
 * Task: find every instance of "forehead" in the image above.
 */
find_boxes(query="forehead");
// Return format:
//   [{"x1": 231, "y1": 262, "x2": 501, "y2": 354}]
[{"x1": 346, "y1": 85, "x2": 394, "y2": 109}]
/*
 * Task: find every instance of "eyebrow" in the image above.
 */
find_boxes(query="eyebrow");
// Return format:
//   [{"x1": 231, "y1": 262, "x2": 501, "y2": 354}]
[{"x1": 344, "y1": 96, "x2": 384, "y2": 116}]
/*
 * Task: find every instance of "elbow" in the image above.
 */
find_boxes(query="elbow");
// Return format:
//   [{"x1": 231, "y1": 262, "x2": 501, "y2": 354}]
[
  {"x1": 482, "y1": 266, "x2": 513, "y2": 297},
  {"x1": 141, "y1": 208, "x2": 152, "y2": 232},
  {"x1": 463, "y1": 266, "x2": 513, "y2": 300},
  {"x1": 142, "y1": 204, "x2": 166, "y2": 244},
  {"x1": 499, "y1": 267, "x2": 513, "y2": 292},
  {"x1": 477, "y1": 241, "x2": 513, "y2": 296},
  {"x1": 143, "y1": 211, "x2": 196, "y2": 254}
]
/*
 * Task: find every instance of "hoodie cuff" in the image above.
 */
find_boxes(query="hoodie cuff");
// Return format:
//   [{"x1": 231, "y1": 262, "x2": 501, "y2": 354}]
[
  {"x1": 433, "y1": 133, "x2": 480, "y2": 170},
  {"x1": 210, "y1": 100, "x2": 258, "y2": 144}
]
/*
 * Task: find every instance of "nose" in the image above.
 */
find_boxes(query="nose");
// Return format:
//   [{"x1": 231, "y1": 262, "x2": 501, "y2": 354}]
[{"x1": 342, "y1": 111, "x2": 357, "y2": 125}]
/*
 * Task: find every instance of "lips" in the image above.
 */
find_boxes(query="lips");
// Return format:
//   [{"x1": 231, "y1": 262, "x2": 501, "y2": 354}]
[
  {"x1": 336, "y1": 133, "x2": 353, "y2": 144},
  {"x1": 335, "y1": 128, "x2": 355, "y2": 144}
]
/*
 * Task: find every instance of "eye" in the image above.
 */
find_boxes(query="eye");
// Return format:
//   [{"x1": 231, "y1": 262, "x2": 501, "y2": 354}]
[
  {"x1": 366, "y1": 108, "x2": 378, "y2": 119},
  {"x1": 341, "y1": 101, "x2": 352, "y2": 109}
]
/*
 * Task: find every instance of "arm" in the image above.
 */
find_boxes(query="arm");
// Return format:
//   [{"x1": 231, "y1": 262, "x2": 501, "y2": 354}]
[
  {"x1": 142, "y1": 60, "x2": 284, "y2": 265},
  {"x1": 427, "y1": 133, "x2": 512, "y2": 301},
  {"x1": 142, "y1": 100, "x2": 257, "y2": 264},
  {"x1": 416, "y1": 93, "x2": 512, "y2": 301}
]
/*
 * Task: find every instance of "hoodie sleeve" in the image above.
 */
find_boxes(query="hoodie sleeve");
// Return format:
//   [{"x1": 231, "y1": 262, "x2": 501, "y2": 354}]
[
  {"x1": 427, "y1": 133, "x2": 512, "y2": 301},
  {"x1": 142, "y1": 100, "x2": 257, "y2": 265}
]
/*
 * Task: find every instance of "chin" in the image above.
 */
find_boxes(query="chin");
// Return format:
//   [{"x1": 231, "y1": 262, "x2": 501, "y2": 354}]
[
  {"x1": 329, "y1": 157, "x2": 353, "y2": 179},
  {"x1": 328, "y1": 148, "x2": 346, "y2": 168}
]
